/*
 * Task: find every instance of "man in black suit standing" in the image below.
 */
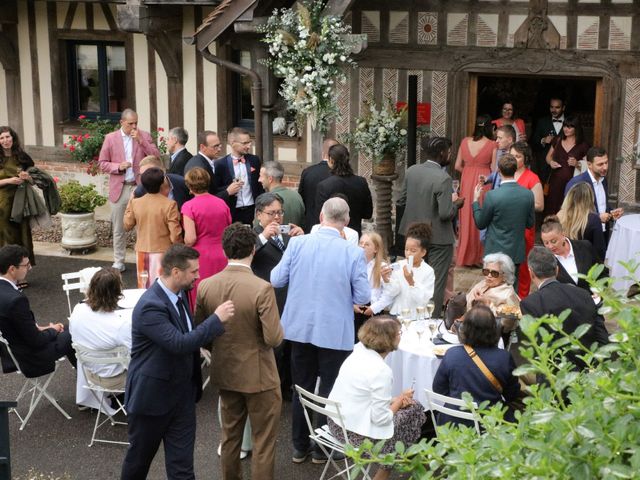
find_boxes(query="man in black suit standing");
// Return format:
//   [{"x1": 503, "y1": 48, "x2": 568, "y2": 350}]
[
  {"x1": 540, "y1": 215, "x2": 607, "y2": 293},
  {"x1": 532, "y1": 97, "x2": 565, "y2": 178},
  {"x1": 134, "y1": 155, "x2": 191, "y2": 210},
  {"x1": 166, "y1": 127, "x2": 192, "y2": 176},
  {"x1": 315, "y1": 144, "x2": 373, "y2": 237},
  {"x1": 298, "y1": 138, "x2": 338, "y2": 232},
  {"x1": 0, "y1": 245, "x2": 76, "y2": 377},
  {"x1": 214, "y1": 127, "x2": 264, "y2": 224},
  {"x1": 121, "y1": 244, "x2": 234, "y2": 480},
  {"x1": 521, "y1": 247, "x2": 608, "y2": 370}
]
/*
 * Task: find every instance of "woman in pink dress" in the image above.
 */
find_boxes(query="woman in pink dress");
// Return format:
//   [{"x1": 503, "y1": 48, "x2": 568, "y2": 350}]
[
  {"x1": 510, "y1": 142, "x2": 544, "y2": 299},
  {"x1": 182, "y1": 167, "x2": 232, "y2": 308},
  {"x1": 455, "y1": 114, "x2": 496, "y2": 267}
]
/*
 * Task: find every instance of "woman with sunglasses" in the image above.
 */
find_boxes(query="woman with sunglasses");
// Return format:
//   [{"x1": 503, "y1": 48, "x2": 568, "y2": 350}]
[{"x1": 466, "y1": 253, "x2": 519, "y2": 312}]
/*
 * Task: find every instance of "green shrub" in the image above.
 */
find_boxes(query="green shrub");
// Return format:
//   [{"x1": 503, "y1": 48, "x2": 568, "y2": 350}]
[
  {"x1": 349, "y1": 264, "x2": 640, "y2": 479},
  {"x1": 58, "y1": 180, "x2": 107, "y2": 213}
]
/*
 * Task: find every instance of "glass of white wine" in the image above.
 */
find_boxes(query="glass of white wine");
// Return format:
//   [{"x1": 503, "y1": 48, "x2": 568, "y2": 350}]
[
  {"x1": 416, "y1": 306, "x2": 425, "y2": 321},
  {"x1": 425, "y1": 301, "x2": 435, "y2": 320},
  {"x1": 414, "y1": 320, "x2": 426, "y2": 345},
  {"x1": 428, "y1": 321, "x2": 438, "y2": 340},
  {"x1": 139, "y1": 270, "x2": 149, "y2": 289}
]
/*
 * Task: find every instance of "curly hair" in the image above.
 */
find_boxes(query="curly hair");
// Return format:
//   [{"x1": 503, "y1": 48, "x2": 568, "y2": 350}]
[
  {"x1": 85, "y1": 268, "x2": 123, "y2": 313},
  {"x1": 358, "y1": 315, "x2": 401, "y2": 354},
  {"x1": 458, "y1": 305, "x2": 500, "y2": 347},
  {"x1": 405, "y1": 222, "x2": 432, "y2": 250},
  {"x1": 222, "y1": 223, "x2": 257, "y2": 260}
]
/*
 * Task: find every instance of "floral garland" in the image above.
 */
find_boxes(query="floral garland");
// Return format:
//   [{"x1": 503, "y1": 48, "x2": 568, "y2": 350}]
[
  {"x1": 259, "y1": 0, "x2": 355, "y2": 132},
  {"x1": 343, "y1": 99, "x2": 407, "y2": 163}
]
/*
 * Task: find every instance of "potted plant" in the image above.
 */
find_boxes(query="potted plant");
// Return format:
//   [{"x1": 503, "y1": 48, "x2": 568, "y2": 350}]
[
  {"x1": 344, "y1": 99, "x2": 408, "y2": 176},
  {"x1": 63, "y1": 116, "x2": 117, "y2": 175},
  {"x1": 58, "y1": 180, "x2": 107, "y2": 251}
]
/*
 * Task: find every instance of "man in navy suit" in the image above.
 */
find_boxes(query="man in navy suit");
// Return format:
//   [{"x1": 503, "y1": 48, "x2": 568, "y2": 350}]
[
  {"x1": 0, "y1": 245, "x2": 75, "y2": 377},
  {"x1": 166, "y1": 127, "x2": 192, "y2": 176},
  {"x1": 214, "y1": 127, "x2": 265, "y2": 224},
  {"x1": 134, "y1": 155, "x2": 191, "y2": 210},
  {"x1": 120, "y1": 244, "x2": 234, "y2": 480},
  {"x1": 564, "y1": 147, "x2": 623, "y2": 239},
  {"x1": 298, "y1": 138, "x2": 338, "y2": 232}
]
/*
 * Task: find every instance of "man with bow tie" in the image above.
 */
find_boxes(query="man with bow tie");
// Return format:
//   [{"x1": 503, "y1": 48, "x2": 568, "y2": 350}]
[
  {"x1": 214, "y1": 127, "x2": 264, "y2": 224},
  {"x1": 532, "y1": 97, "x2": 566, "y2": 179}
]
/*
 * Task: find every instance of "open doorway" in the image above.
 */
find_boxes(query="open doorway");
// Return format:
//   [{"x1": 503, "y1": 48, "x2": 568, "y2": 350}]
[{"x1": 469, "y1": 74, "x2": 602, "y2": 145}]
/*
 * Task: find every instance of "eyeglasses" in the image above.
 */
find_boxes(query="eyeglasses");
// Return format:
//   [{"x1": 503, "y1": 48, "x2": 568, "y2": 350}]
[
  {"x1": 482, "y1": 268, "x2": 501, "y2": 278},
  {"x1": 261, "y1": 210, "x2": 284, "y2": 217},
  {"x1": 16, "y1": 262, "x2": 31, "y2": 269}
]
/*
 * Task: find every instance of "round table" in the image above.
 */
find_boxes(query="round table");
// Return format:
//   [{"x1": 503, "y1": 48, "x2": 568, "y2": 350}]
[
  {"x1": 118, "y1": 288, "x2": 146, "y2": 310},
  {"x1": 605, "y1": 214, "x2": 640, "y2": 292}
]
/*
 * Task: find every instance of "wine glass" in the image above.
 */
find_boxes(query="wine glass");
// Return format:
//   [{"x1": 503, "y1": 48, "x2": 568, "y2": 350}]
[
  {"x1": 428, "y1": 320, "x2": 438, "y2": 340},
  {"x1": 401, "y1": 308, "x2": 411, "y2": 321},
  {"x1": 452, "y1": 180, "x2": 460, "y2": 193},
  {"x1": 414, "y1": 320, "x2": 426, "y2": 345},
  {"x1": 425, "y1": 301, "x2": 435, "y2": 320},
  {"x1": 416, "y1": 306, "x2": 425, "y2": 321},
  {"x1": 139, "y1": 270, "x2": 149, "y2": 289}
]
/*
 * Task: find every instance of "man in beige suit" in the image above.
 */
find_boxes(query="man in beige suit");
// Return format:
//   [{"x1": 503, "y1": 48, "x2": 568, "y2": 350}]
[{"x1": 195, "y1": 223, "x2": 283, "y2": 480}]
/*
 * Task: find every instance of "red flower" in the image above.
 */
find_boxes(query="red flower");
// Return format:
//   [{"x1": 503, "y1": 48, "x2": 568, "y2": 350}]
[
  {"x1": 84, "y1": 133, "x2": 90, "y2": 139},
  {"x1": 159, "y1": 136, "x2": 165, "y2": 142},
  {"x1": 63, "y1": 143, "x2": 67, "y2": 148},
  {"x1": 78, "y1": 115, "x2": 86, "y2": 120},
  {"x1": 69, "y1": 145, "x2": 76, "y2": 152},
  {"x1": 53, "y1": 176, "x2": 59, "y2": 183},
  {"x1": 157, "y1": 127, "x2": 164, "y2": 132},
  {"x1": 77, "y1": 137, "x2": 83, "y2": 143}
]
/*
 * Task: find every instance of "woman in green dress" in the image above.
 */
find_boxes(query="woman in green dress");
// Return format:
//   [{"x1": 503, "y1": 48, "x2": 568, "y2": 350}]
[{"x1": 0, "y1": 126, "x2": 35, "y2": 267}]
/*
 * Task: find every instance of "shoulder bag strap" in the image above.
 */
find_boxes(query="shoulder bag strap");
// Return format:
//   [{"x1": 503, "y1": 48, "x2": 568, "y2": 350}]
[{"x1": 464, "y1": 344, "x2": 503, "y2": 394}]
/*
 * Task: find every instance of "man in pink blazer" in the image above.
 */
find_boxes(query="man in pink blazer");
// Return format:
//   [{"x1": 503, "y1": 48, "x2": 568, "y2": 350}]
[{"x1": 99, "y1": 109, "x2": 160, "y2": 271}]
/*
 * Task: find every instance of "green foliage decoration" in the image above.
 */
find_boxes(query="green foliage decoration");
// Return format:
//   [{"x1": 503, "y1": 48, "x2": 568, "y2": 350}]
[
  {"x1": 348, "y1": 263, "x2": 640, "y2": 479},
  {"x1": 58, "y1": 180, "x2": 107, "y2": 214}
]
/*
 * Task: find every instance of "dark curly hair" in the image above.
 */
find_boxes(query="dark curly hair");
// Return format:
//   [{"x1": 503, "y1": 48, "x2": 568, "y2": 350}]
[
  {"x1": 0, "y1": 126, "x2": 34, "y2": 170},
  {"x1": 458, "y1": 305, "x2": 500, "y2": 347},
  {"x1": 222, "y1": 223, "x2": 258, "y2": 260},
  {"x1": 405, "y1": 222, "x2": 432, "y2": 250}
]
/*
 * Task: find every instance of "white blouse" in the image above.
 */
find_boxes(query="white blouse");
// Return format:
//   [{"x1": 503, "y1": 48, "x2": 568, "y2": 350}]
[
  {"x1": 388, "y1": 259, "x2": 435, "y2": 315},
  {"x1": 328, "y1": 342, "x2": 395, "y2": 439},
  {"x1": 367, "y1": 260, "x2": 400, "y2": 314}
]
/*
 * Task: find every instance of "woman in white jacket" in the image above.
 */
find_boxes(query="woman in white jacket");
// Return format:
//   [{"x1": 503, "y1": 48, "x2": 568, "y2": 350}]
[{"x1": 328, "y1": 316, "x2": 425, "y2": 480}]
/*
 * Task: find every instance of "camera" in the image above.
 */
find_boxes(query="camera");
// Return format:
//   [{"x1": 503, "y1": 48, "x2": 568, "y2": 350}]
[{"x1": 279, "y1": 224, "x2": 291, "y2": 234}]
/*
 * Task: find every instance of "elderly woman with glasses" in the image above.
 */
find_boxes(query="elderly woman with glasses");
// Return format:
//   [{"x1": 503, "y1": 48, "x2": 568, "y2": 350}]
[{"x1": 466, "y1": 252, "x2": 520, "y2": 312}]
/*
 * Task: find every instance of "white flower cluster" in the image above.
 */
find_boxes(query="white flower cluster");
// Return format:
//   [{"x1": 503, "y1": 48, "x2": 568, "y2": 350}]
[
  {"x1": 260, "y1": 1, "x2": 355, "y2": 132},
  {"x1": 345, "y1": 100, "x2": 408, "y2": 162}
]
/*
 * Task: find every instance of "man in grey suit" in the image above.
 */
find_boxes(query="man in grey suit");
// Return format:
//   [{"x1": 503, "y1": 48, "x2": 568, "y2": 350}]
[
  {"x1": 398, "y1": 137, "x2": 464, "y2": 317},
  {"x1": 473, "y1": 154, "x2": 535, "y2": 290}
]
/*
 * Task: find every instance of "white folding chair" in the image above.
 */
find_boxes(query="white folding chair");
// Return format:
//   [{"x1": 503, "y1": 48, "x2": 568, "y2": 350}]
[
  {"x1": 0, "y1": 332, "x2": 72, "y2": 430},
  {"x1": 424, "y1": 388, "x2": 481, "y2": 435},
  {"x1": 200, "y1": 348, "x2": 211, "y2": 391},
  {"x1": 61, "y1": 267, "x2": 101, "y2": 316},
  {"x1": 295, "y1": 385, "x2": 373, "y2": 480},
  {"x1": 72, "y1": 343, "x2": 130, "y2": 447}
]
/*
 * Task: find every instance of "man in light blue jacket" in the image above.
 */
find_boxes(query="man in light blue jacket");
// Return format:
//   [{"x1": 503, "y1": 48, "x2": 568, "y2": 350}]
[{"x1": 271, "y1": 197, "x2": 370, "y2": 464}]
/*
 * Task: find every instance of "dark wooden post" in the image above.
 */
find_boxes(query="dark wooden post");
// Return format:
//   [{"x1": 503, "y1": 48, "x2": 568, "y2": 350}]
[{"x1": 0, "y1": 401, "x2": 17, "y2": 480}]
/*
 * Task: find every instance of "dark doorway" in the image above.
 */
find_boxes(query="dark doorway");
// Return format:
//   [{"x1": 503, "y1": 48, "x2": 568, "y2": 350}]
[{"x1": 475, "y1": 75, "x2": 598, "y2": 144}]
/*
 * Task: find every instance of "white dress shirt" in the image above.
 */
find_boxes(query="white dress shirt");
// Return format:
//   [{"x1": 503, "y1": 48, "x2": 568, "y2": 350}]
[
  {"x1": 328, "y1": 342, "x2": 395, "y2": 439},
  {"x1": 171, "y1": 146, "x2": 186, "y2": 162},
  {"x1": 555, "y1": 239, "x2": 579, "y2": 284},
  {"x1": 388, "y1": 259, "x2": 435, "y2": 315},
  {"x1": 367, "y1": 260, "x2": 400, "y2": 314},
  {"x1": 587, "y1": 169, "x2": 607, "y2": 231},
  {"x1": 120, "y1": 129, "x2": 135, "y2": 182},
  {"x1": 552, "y1": 115, "x2": 565, "y2": 135},
  {"x1": 232, "y1": 157, "x2": 254, "y2": 207}
]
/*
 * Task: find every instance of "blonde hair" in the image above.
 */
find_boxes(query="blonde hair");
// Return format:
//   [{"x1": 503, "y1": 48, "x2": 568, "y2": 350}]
[
  {"x1": 361, "y1": 232, "x2": 388, "y2": 289},
  {"x1": 557, "y1": 183, "x2": 595, "y2": 240},
  {"x1": 140, "y1": 155, "x2": 162, "y2": 168}
]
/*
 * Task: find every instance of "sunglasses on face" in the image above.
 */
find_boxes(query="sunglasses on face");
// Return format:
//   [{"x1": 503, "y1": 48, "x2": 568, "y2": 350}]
[{"x1": 482, "y1": 268, "x2": 501, "y2": 278}]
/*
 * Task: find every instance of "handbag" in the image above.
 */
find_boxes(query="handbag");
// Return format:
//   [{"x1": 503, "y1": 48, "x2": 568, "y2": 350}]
[{"x1": 464, "y1": 345, "x2": 525, "y2": 412}]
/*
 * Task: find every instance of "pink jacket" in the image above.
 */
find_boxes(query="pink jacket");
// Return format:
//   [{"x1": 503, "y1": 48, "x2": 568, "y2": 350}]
[{"x1": 98, "y1": 129, "x2": 160, "y2": 202}]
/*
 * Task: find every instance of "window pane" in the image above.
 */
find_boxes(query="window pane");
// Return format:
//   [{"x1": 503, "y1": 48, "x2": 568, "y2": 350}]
[
  {"x1": 106, "y1": 45, "x2": 126, "y2": 113},
  {"x1": 75, "y1": 45, "x2": 100, "y2": 112}
]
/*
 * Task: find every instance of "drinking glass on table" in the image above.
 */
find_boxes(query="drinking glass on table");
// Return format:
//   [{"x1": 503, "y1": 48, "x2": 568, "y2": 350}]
[
  {"x1": 428, "y1": 320, "x2": 438, "y2": 340},
  {"x1": 139, "y1": 270, "x2": 149, "y2": 289},
  {"x1": 426, "y1": 300, "x2": 435, "y2": 320},
  {"x1": 414, "y1": 320, "x2": 426, "y2": 345},
  {"x1": 416, "y1": 306, "x2": 425, "y2": 321}
]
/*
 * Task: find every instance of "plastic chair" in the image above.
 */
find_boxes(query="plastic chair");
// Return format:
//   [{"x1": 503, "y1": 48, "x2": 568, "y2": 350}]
[
  {"x1": 424, "y1": 388, "x2": 481, "y2": 435},
  {"x1": 0, "y1": 332, "x2": 72, "y2": 430},
  {"x1": 72, "y1": 343, "x2": 130, "y2": 446},
  {"x1": 295, "y1": 385, "x2": 372, "y2": 480},
  {"x1": 61, "y1": 267, "x2": 101, "y2": 316}
]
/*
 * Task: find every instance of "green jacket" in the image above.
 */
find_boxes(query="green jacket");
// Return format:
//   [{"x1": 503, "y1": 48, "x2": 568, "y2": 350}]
[
  {"x1": 27, "y1": 166, "x2": 61, "y2": 215},
  {"x1": 271, "y1": 185, "x2": 306, "y2": 229}
]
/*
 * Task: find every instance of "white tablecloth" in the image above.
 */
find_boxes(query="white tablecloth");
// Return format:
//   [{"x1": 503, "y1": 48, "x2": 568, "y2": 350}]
[
  {"x1": 118, "y1": 288, "x2": 146, "y2": 309},
  {"x1": 605, "y1": 214, "x2": 640, "y2": 292}
]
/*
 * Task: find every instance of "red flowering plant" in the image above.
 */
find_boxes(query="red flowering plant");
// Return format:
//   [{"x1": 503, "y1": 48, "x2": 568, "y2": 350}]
[
  {"x1": 151, "y1": 127, "x2": 168, "y2": 154},
  {"x1": 63, "y1": 115, "x2": 117, "y2": 175}
]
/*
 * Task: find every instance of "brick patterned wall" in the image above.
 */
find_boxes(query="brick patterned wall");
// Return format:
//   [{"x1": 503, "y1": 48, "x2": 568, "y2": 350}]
[
  {"x1": 620, "y1": 78, "x2": 640, "y2": 204},
  {"x1": 35, "y1": 160, "x2": 110, "y2": 197}
]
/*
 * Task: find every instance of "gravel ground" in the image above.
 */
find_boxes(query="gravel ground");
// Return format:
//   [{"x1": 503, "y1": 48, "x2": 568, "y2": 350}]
[{"x1": 31, "y1": 216, "x2": 136, "y2": 248}]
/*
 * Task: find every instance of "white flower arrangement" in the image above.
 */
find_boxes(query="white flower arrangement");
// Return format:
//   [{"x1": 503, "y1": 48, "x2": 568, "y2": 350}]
[
  {"x1": 344, "y1": 100, "x2": 408, "y2": 163},
  {"x1": 259, "y1": 0, "x2": 356, "y2": 132}
]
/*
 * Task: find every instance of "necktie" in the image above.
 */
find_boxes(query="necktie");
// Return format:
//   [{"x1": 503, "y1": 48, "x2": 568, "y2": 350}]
[
  {"x1": 273, "y1": 235, "x2": 285, "y2": 252},
  {"x1": 233, "y1": 156, "x2": 246, "y2": 165},
  {"x1": 176, "y1": 297, "x2": 190, "y2": 333},
  {"x1": 552, "y1": 119, "x2": 563, "y2": 123}
]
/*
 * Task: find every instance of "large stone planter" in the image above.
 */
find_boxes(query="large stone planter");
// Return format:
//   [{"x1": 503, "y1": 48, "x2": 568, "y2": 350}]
[{"x1": 60, "y1": 212, "x2": 98, "y2": 252}]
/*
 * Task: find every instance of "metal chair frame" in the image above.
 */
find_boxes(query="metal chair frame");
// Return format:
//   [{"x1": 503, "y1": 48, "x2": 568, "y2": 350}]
[
  {"x1": 61, "y1": 271, "x2": 88, "y2": 317},
  {"x1": 0, "y1": 332, "x2": 71, "y2": 430},
  {"x1": 72, "y1": 343, "x2": 130, "y2": 447},
  {"x1": 295, "y1": 385, "x2": 373, "y2": 480},
  {"x1": 424, "y1": 388, "x2": 481, "y2": 435}
]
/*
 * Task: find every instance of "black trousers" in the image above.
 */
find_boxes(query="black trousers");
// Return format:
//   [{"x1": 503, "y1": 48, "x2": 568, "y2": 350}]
[
  {"x1": 232, "y1": 205, "x2": 255, "y2": 225},
  {"x1": 121, "y1": 386, "x2": 197, "y2": 480},
  {"x1": 290, "y1": 341, "x2": 350, "y2": 451}
]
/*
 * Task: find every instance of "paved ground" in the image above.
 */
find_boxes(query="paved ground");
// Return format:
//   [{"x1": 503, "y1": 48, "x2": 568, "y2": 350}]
[{"x1": 1, "y1": 246, "x2": 486, "y2": 480}]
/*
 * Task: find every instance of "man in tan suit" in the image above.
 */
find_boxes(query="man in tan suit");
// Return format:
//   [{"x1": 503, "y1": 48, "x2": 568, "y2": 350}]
[{"x1": 195, "y1": 223, "x2": 283, "y2": 480}]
